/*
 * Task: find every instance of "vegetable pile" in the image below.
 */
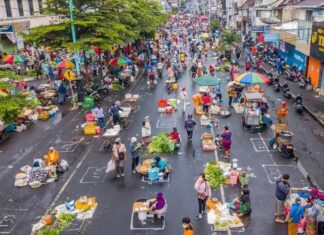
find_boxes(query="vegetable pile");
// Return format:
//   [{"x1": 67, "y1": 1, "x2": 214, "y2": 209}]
[
  {"x1": 37, "y1": 213, "x2": 76, "y2": 235},
  {"x1": 111, "y1": 83, "x2": 124, "y2": 91},
  {"x1": 147, "y1": 133, "x2": 175, "y2": 154},
  {"x1": 204, "y1": 162, "x2": 225, "y2": 189}
]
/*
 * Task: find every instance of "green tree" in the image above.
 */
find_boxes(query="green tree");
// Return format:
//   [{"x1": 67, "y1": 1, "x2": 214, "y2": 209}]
[
  {"x1": 209, "y1": 19, "x2": 221, "y2": 32},
  {"x1": 24, "y1": 0, "x2": 167, "y2": 51}
]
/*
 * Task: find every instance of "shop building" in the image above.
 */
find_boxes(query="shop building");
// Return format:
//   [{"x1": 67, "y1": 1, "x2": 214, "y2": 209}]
[
  {"x1": 308, "y1": 21, "x2": 324, "y2": 89},
  {"x1": 0, "y1": 0, "x2": 60, "y2": 52}
]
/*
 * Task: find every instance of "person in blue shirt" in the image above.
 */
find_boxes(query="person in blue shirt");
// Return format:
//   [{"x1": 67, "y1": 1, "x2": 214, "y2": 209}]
[
  {"x1": 151, "y1": 156, "x2": 168, "y2": 173},
  {"x1": 287, "y1": 198, "x2": 304, "y2": 235}
]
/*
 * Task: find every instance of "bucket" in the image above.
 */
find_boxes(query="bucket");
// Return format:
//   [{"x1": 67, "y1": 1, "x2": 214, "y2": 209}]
[{"x1": 279, "y1": 131, "x2": 293, "y2": 143}]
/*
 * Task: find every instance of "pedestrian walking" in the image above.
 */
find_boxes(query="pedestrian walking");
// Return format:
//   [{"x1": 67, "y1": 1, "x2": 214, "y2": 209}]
[
  {"x1": 179, "y1": 87, "x2": 188, "y2": 113},
  {"x1": 109, "y1": 101, "x2": 123, "y2": 126},
  {"x1": 221, "y1": 126, "x2": 232, "y2": 158},
  {"x1": 202, "y1": 93, "x2": 211, "y2": 114},
  {"x1": 57, "y1": 83, "x2": 66, "y2": 105},
  {"x1": 287, "y1": 197, "x2": 304, "y2": 235},
  {"x1": 129, "y1": 137, "x2": 140, "y2": 174},
  {"x1": 194, "y1": 173, "x2": 212, "y2": 219},
  {"x1": 215, "y1": 84, "x2": 222, "y2": 103},
  {"x1": 93, "y1": 104, "x2": 105, "y2": 129},
  {"x1": 184, "y1": 114, "x2": 196, "y2": 140},
  {"x1": 182, "y1": 217, "x2": 194, "y2": 235},
  {"x1": 141, "y1": 116, "x2": 152, "y2": 145},
  {"x1": 275, "y1": 174, "x2": 291, "y2": 223},
  {"x1": 228, "y1": 85, "x2": 234, "y2": 107},
  {"x1": 112, "y1": 138, "x2": 127, "y2": 178}
]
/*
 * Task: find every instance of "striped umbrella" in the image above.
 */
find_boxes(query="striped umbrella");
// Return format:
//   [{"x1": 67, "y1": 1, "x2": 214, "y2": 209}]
[
  {"x1": 3, "y1": 55, "x2": 25, "y2": 64},
  {"x1": 234, "y1": 72, "x2": 270, "y2": 85},
  {"x1": 109, "y1": 57, "x2": 132, "y2": 66},
  {"x1": 57, "y1": 60, "x2": 75, "y2": 69}
]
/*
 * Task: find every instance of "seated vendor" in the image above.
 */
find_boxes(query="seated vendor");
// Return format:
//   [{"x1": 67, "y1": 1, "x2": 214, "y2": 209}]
[
  {"x1": 232, "y1": 188, "x2": 252, "y2": 217},
  {"x1": 148, "y1": 192, "x2": 167, "y2": 219},
  {"x1": 44, "y1": 147, "x2": 60, "y2": 165},
  {"x1": 151, "y1": 156, "x2": 169, "y2": 173},
  {"x1": 169, "y1": 127, "x2": 180, "y2": 142}
]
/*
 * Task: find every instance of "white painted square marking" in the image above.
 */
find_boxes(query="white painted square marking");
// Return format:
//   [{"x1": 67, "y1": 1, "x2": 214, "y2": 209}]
[
  {"x1": 80, "y1": 167, "x2": 106, "y2": 184},
  {"x1": 250, "y1": 138, "x2": 276, "y2": 152},
  {"x1": 0, "y1": 209, "x2": 27, "y2": 234},
  {"x1": 156, "y1": 118, "x2": 177, "y2": 129}
]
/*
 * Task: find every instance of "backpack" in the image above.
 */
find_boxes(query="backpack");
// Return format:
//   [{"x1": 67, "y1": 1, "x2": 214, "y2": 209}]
[{"x1": 185, "y1": 119, "x2": 195, "y2": 131}]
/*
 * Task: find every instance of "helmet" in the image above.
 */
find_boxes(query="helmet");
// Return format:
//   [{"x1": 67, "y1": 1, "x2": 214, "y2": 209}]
[
  {"x1": 182, "y1": 87, "x2": 186, "y2": 91},
  {"x1": 281, "y1": 101, "x2": 287, "y2": 107}
]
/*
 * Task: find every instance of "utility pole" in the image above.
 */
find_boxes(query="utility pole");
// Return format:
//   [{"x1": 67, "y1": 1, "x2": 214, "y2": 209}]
[{"x1": 68, "y1": 0, "x2": 80, "y2": 76}]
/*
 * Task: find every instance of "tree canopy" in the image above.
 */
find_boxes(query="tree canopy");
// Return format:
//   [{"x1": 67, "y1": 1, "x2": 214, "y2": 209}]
[{"x1": 24, "y1": 0, "x2": 167, "y2": 50}]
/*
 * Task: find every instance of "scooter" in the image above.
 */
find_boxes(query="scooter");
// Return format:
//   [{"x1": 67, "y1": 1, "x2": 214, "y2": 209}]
[
  {"x1": 282, "y1": 83, "x2": 292, "y2": 99},
  {"x1": 273, "y1": 77, "x2": 281, "y2": 92},
  {"x1": 266, "y1": 70, "x2": 274, "y2": 86},
  {"x1": 294, "y1": 95, "x2": 303, "y2": 114}
]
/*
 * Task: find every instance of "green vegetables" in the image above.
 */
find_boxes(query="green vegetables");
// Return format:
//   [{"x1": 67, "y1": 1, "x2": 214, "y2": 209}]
[
  {"x1": 111, "y1": 83, "x2": 124, "y2": 91},
  {"x1": 214, "y1": 220, "x2": 229, "y2": 231},
  {"x1": 37, "y1": 213, "x2": 76, "y2": 235},
  {"x1": 147, "y1": 133, "x2": 175, "y2": 154},
  {"x1": 204, "y1": 162, "x2": 225, "y2": 189}
]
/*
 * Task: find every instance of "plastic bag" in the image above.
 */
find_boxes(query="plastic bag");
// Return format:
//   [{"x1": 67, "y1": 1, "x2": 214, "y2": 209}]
[
  {"x1": 135, "y1": 164, "x2": 141, "y2": 173},
  {"x1": 106, "y1": 160, "x2": 115, "y2": 173}
]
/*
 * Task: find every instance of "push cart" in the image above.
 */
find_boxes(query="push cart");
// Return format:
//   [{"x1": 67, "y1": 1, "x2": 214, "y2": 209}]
[
  {"x1": 124, "y1": 94, "x2": 139, "y2": 110},
  {"x1": 102, "y1": 127, "x2": 120, "y2": 150},
  {"x1": 277, "y1": 131, "x2": 295, "y2": 159},
  {"x1": 119, "y1": 103, "x2": 132, "y2": 128}
]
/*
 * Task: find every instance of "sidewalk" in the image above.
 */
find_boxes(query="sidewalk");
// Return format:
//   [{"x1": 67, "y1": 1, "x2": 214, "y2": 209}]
[{"x1": 263, "y1": 63, "x2": 324, "y2": 127}]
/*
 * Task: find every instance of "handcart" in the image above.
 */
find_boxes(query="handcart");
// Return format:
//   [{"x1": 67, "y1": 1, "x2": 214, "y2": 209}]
[
  {"x1": 276, "y1": 130, "x2": 295, "y2": 159},
  {"x1": 124, "y1": 94, "x2": 139, "y2": 111},
  {"x1": 119, "y1": 103, "x2": 132, "y2": 128},
  {"x1": 102, "y1": 126, "x2": 120, "y2": 150}
]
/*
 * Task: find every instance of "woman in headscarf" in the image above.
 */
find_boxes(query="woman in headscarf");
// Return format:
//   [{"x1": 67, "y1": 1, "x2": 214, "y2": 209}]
[{"x1": 149, "y1": 192, "x2": 167, "y2": 219}]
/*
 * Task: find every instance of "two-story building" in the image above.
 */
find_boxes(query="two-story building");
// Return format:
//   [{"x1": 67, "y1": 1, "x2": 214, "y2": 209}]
[{"x1": 0, "y1": 0, "x2": 60, "y2": 52}]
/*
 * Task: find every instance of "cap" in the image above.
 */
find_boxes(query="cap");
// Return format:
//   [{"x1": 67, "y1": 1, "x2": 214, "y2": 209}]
[
  {"x1": 115, "y1": 137, "x2": 121, "y2": 143},
  {"x1": 144, "y1": 116, "x2": 149, "y2": 120},
  {"x1": 49, "y1": 147, "x2": 54, "y2": 150}
]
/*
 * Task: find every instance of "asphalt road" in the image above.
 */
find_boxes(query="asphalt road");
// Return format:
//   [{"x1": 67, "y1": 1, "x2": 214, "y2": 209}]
[{"x1": 0, "y1": 51, "x2": 323, "y2": 235}]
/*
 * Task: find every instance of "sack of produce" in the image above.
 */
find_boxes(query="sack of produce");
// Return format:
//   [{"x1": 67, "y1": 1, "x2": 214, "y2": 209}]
[
  {"x1": 83, "y1": 125, "x2": 97, "y2": 135},
  {"x1": 38, "y1": 111, "x2": 49, "y2": 121}
]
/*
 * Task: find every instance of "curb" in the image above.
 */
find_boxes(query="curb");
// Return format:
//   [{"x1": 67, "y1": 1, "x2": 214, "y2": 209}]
[{"x1": 289, "y1": 92, "x2": 324, "y2": 128}]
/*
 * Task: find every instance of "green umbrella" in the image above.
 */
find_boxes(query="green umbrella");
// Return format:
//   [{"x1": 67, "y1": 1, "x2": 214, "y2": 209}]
[{"x1": 194, "y1": 75, "x2": 221, "y2": 86}]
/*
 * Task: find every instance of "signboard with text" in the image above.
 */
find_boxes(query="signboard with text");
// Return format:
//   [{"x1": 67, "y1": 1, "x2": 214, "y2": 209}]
[{"x1": 310, "y1": 22, "x2": 324, "y2": 61}]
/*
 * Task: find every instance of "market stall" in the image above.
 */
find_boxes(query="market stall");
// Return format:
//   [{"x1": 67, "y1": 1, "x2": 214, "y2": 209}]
[
  {"x1": 32, "y1": 195, "x2": 97, "y2": 233},
  {"x1": 138, "y1": 157, "x2": 170, "y2": 182},
  {"x1": 124, "y1": 93, "x2": 139, "y2": 110},
  {"x1": 102, "y1": 125, "x2": 121, "y2": 150},
  {"x1": 119, "y1": 103, "x2": 132, "y2": 128},
  {"x1": 157, "y1": 98, "x2": 177, "y2": 113}
]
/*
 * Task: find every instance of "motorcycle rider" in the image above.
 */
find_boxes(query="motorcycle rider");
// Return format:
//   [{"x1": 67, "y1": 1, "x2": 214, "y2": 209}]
[
  {"x1": 184, "y1": 114, "x2": 196, "y2": 141},
  {"x1": 147, "y1": 70, "x2": 156, "y2": 87},
  {"x1": 157, "y1": 60, "x2": 164, "y2": 78}
]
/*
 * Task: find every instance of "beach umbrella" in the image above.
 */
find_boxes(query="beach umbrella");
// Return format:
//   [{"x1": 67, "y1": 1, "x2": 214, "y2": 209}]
[
  {"x1": 234, "y1": 72, "x2": 270, "y2": 85},
  {"x1": 109, "y1": 57, "x2": 132, "y2": 66},
  {"x1": 57, "y1": 60, "x2": 75, "y2": 69},
  {"x1": 3, "y1": 55, "x2": 24, "y2": 64},
  {"x1": 194, "y1": 75, "x2": 221, "y2": 86}
]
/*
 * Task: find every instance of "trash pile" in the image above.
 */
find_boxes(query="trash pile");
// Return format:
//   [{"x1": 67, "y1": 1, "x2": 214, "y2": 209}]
[
  {"x1": 14, "y1": 159, "x2": 68, "y2": 188},
  {"x1": 32, "y1": 196, "x2": 97, "y2": 234}
]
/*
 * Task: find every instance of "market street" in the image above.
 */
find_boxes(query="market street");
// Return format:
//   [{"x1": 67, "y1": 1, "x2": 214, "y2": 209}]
[{"x1": 0, "y1": 48, "x2": 323, "y2": 234}]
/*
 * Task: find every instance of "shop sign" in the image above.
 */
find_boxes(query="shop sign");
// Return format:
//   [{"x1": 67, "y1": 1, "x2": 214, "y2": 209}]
[
  {"x1": 310, "y1": 22, "x2": 324, "y2": 61},
  {"x1": 264, "y1": 33, "x2": 279, "y2": 42},
  {"x1": 0, "y1": 25, "x2": 13, "y2": 34},
  {"x1": 13, "y1": 22, "x2": 30, "y2": 32},
  {"x1": 292, "y1": 50, "x2": 307, "y2": 72}
]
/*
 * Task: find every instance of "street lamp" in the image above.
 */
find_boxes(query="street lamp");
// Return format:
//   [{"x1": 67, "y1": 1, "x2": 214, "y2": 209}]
[{"x1": 68, "y1": 0, "x2": 80, "y2": 76}]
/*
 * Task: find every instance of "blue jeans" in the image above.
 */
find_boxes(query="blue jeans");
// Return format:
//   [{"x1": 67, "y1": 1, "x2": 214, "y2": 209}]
[
  {"x1": 97, "y1": 117, "x2": 105, "y2": 128},
  {"x1": 198, "y1": 198, "x2": 207, "y2": 215}
]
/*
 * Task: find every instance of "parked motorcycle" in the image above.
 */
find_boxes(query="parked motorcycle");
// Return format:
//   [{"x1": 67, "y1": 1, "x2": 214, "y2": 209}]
[
  {"x1": 273, "y1": 77, "x2": 281, "y2": 92},
  {"x1": 282, "y1": 82, "x2": 292, "y2": 99},
  {"x1": 294, "y1": 95, "x2": 303, "y2": 114}
]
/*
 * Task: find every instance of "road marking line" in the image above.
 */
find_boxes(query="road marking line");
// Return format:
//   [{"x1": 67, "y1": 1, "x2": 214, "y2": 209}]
[
  {"x1": 210, "y1": 127, "x2": 231, "y2": 235},
  {"x1": 130, "y1": 211, "x2": 165, "y2": 230},
  {"x1": 45, "y1": 146, "x2": 93, "y2": 214}
]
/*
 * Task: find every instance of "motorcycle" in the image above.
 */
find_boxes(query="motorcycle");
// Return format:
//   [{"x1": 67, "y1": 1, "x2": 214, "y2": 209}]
[
  {"x1": 298, "y1": 77, "x2": 313, "y2": 91},
  {"x1": 282, "y1": 83, "x2": 292, "y2": 99},
  {"x1": 273, "y1": 77, "x2": 281, "y2": 92},
  {"x1": 294, "y1": 95, "x2": 303, "y2": 114},
  {"x1": 266, "y1": 70, "x2": 274, "y2": 86}
]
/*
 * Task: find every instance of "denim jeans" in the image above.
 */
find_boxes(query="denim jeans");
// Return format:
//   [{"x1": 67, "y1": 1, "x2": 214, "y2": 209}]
[
  {"x1": 198, "y1": 198, "x2": 207, "y2": 215},
  {"x1": 131, "y1": 157, "x2": 139, "y2": 171},
  {"x1": 97, "y1": 117, "x2": 105, "y2": 128}
]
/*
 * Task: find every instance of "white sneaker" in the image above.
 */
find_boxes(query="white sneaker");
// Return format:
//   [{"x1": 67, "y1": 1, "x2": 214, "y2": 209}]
[
  {"x1": 121, "y1": 173, "x2": 125, "y2": 177},
  {"x1": 116, "y1": 175, "x2": 121, "y2": 178}
]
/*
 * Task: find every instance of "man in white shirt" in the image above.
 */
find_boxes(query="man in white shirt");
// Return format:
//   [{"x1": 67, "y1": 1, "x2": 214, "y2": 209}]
[{"x1": 93, "y1": 104, "x2": 105, "y2": 129}]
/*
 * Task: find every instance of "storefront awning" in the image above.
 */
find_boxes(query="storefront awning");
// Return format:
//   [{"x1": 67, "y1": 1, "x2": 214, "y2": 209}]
[
  {"x1": 293, "y1": 0, "x2": 324, "y2": 8},
  {"x1": 240, "y1": 0, "x2": 255, "y2": 10}
]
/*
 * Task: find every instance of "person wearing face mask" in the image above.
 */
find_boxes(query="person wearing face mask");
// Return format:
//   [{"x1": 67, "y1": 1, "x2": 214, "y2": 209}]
[
  {"x1": 112, "y1": 138, "x2": 127, "y2": 178},
  {"x1": 182, "y1": 217, "x2": 194, "y2": 235},
  {"x1": 194, "y1": 173, "x2": 212, "y2": 219}
]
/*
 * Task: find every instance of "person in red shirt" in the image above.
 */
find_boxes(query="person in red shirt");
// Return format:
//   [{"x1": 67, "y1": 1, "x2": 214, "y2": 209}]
[
  {"x1": 245, "y1": 60, "x2": 251, "y2": 71},
  {"x1": 202, "y1": 93, "x2": 211, "y2": 114},
  {"x1": 169, "y1": 127, "x2": 180, "y2": 142},
  {"x1": 208, "y1": 64, "x2": 215, "y2": 76}
]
